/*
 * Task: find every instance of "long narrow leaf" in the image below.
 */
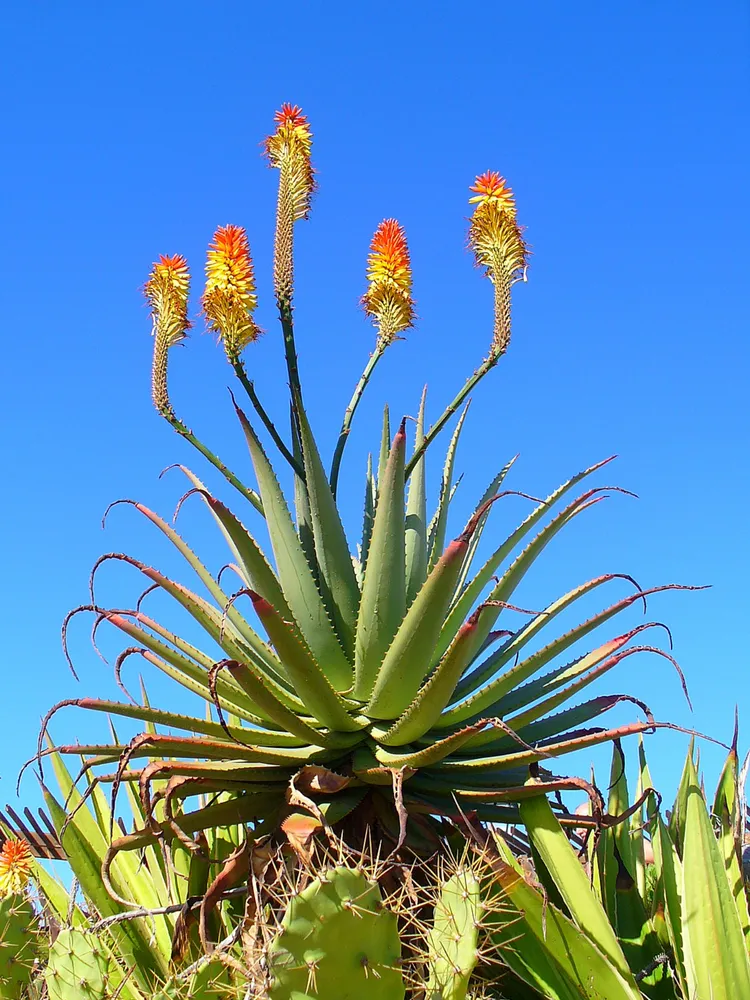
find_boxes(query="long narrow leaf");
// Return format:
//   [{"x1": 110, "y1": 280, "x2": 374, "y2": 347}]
[
  {"x1": 365, "y1": 506, "x2": 488, "y2": 719},
  {"x1": 426, "y1": 402, "x2": 470, "y2": 573},
  {"x1": 235, "y1": 402, "x2": 352, "y2": 689},
  {"x1": 293, "y1": 392, "x2": 360, "y2": 657},
  {"x1": 353, "y1": 420, "x2": 407, "y2": 700},
  {"x1": 437, "y1": 457, "x2": 615, "y2": 659},
  {"x1": 405, "y1": 386, "x2": 428, "y2": 605},
  {"x1": 681, "y1": 755, "x2": 750, "y2": 998}
]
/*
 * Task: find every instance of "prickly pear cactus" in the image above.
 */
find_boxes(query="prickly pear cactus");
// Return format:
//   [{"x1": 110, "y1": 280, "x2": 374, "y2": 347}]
[
  {"x1": 0, "y1": 894, "x2": 37, "y2": 999},
  {"x1": 427, "y1": 869, "x2": 482, "y2": 1000},
  {"x1": 152, "y1": 962, "x2": 233, "y2": 1000},
  {"x1": 45, "y1": 928, "x2": 112, "y2": 1000},
  {"x1": 268, "y1": 866, "x2": 405, "y2": 1000}
]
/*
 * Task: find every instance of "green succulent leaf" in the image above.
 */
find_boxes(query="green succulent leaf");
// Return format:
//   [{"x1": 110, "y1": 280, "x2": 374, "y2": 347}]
[
  {"x1": 404, "y1": 386, "x2": 428, "y2": 606},
  {"x1": 293, "y1": 391, "x2": 361, "y2": 658},
  {"x1": 235, "y1": 401, "x2": 353, "y2": 689},
  {"x1": 681, "y1": 754, "x2": 750, "y2": 999},
  {"x1": 354, "y1": 419, "x2": 406, "y2": 700}
]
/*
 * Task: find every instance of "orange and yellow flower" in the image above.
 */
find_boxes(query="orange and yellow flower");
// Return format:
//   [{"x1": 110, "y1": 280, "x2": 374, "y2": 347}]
[
  {"x1": 264, "y1": 103, "x2": 315, "y2": 221},
  {"x1": 469, "y1": 170, "x2": 517, "y2": 218},
  {"x1": 0, "y1": 838, "x2": 34, "y2": 898},
  {"x1": 144, "y1": 254, "x2": 191, "y2": 347},
  {"x1": 362, "y1": 219, "x2": 415, "y2": 343},
  {"x1": 202, "y1": 225, "x2": 260, "y2": 356},
  {"x1": 468, "y1": 172, "x2": 528, "y2": 280}
]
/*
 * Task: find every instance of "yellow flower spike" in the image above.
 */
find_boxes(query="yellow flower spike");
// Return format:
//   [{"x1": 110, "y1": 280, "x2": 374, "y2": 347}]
[
  {"x1": 264, "y1": 103, "x2": 315, "y2": 221},
  {"x1": 144, "y1": 254, "x2": 191, "y2": 416},
  {"x1": 202, "y1": 224, "x2": 261, "y2": 363},
  {"x1": 362, "y1": 219, "x2": 415, "y2": 346},
  {"x1": 265, "y1": 103, "x2": 315, "y2": 317},
  {"x1": 468, "y1": 171, "x2": 529, "y2": 357},
  {"x1": 0, "y1": 838, "x2": 34, "y2": 898}
]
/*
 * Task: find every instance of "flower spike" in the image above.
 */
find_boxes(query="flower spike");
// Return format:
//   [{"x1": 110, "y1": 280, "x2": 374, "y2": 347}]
[
  {"x1": 468, "y1": 171, "x2": 529, "y2": 357},
  {"x1": 265, "y1": 103, "x2": 315, "y2": 400},
  {"x1": 0, "y1": 838, "x2": 34, "y2": 898},
  {"x1": 329, "y1": 220, "x2": 415, "y2": 494},
  {"x1": 202, "y1": 224, "x2": 261, "y2": 362},
  {"x1": 264, "y1": 103, "x2": 315, "y2": 223},
  {"x1": 144, "y1": 254, "x2": 191, "y2": 416},
  {"x1": 144, "y1": 252, "x2": 263, "y2": 511},
  {"x1": 362, "y1": 219, "x2": 415, "y2": 346}
]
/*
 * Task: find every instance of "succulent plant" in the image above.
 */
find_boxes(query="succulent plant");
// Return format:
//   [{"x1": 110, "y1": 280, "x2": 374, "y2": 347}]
[{"x1": 41, "y1": 103, "x2": 694, "y2": 899}]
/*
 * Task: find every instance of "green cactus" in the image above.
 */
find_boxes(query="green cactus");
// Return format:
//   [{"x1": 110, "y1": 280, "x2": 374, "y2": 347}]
[
  {"x1": 268, "y1": 866, "x2": 405, "y2": 1000},
  {"x1": 45, "y1": 928, "x2": 112, "y2": 1000},
  {"x1": 427, "y1": 869, "x2": 482, "y2": 1000},
  {"x1": 0, "y1": 894, "x2": 37, "y2": 999},
  {"x1": 152, "y1": 962, "x2": 236, "y2": 1000}
]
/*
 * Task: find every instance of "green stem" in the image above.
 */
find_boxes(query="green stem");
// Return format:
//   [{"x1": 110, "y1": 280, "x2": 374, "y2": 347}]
[
  {"x1": 329, "y1": 340, "x2": 387, "y2": 496},
  {"x1": 404, "y1": 352, "x2": 500, "y2": 480},
  {"x1": 231, "y1": 357, "x2": 304, "y2": 479},
  {"x1": 162, "y1": 409, "x2": 264, "y2": 515},
  {"x1": 280, "y1": 312, "x2": 304, "y2": 407}
]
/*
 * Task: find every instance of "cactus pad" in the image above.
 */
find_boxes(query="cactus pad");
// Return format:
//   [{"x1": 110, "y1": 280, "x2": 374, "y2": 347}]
[
  {"x1": 427, "y1": 869, "x2": 482, "y2": 1000},
  {"x1": 45, "y1": 928, "x2": 112, "y2": 1000},
  {"x1": 152, "y1": 962, "x2": 234, "y2": 1000},
  {"x1": 0, "y1": 894, "x2": 37, "y2": 998},
  {"x1": 268, "y1": 866, "x2": 405, "y2": 999}
]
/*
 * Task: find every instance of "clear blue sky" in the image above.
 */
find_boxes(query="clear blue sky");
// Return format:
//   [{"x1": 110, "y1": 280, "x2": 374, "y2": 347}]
[{"x1": 1, "y1": 2, "x2": 748, "y2": 818}]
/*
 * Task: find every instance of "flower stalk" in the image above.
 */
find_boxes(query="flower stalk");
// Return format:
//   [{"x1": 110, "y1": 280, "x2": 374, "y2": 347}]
[
  {"x1": 468, "y1": 170, "x2": 528, "y2": 358},
  {"x1": 145, "y1": 255, "x2": 264, "y2": 514},
  {"x1": 203, "y1": 225, "x2": 303, "y2": 478},
  {"x1": 265, "y1": 104, "x2": 315, "y2": 407},
  {"x1": 405, "y1": 173, "x2": 528, "y2": 478}
]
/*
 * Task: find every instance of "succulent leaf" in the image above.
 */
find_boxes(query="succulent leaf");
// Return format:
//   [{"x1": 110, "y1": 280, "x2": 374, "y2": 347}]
[
  {"x1": 354, "y1": 419, "x2": 407, "y2": 700},
  {"x1": 404, "y1": 386, "x2": 428, "y2": 605}
]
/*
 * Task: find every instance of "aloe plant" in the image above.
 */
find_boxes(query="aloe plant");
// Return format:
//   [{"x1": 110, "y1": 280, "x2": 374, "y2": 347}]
[
  {"x1": 497, "y1": 739, "x2": 750, "y2": 1000},
  {"x1": 38, "y1": 104, "x2": 697, "y2": 902},
  {"x1": 26, "y1": 746, "x2": 246, "y2": 996}
]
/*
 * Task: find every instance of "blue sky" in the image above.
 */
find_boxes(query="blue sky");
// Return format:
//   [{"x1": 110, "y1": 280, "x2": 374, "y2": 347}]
[{"x1": 1, "y1": 2, "x2": 748, "y2": 820}]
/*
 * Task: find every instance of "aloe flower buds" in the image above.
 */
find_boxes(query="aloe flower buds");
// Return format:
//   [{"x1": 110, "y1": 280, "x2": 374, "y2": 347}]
[
  {"x1": 265, "y1": 103, "x2": 315, "y2": 311},
  {"x1": 144, "y1": 254, "x2": 191, "y2": 416},
  {"x1": 202, "y1": 224, "x2": 261, "y2": 363},
  {"x1": 0, "y1": 839, "x2": 33, "y2": 898},
  {"x1": 362, "y1": 219, "x2": 415, "y2": 347},
  {"x1": 468, "y1": 171, "x2": 528, "y2": 357}
]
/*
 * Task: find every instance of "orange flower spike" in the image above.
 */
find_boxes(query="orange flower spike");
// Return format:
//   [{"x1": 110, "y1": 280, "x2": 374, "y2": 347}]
[
  {"x1": 265, "y1": 103, "x2": 315, "y2": 317},
  {"x1": 264, "y1": 103, "x2": 315, "y2": 221},
  {"x1": 144, "y1": 254, "x2": 191, "y2": 344},
  {"x1": 145, "y1": 254, "x2": 191, "y2": 415},
  {"x1": 468, "y1": 172, "x2": 529, "y2": 358},
  {"x1": 362, "y1": 219, "x2": 415, "y2": 345},
  {"x1": 0, "y1": 838, "x2": 34, "y2": 898},
  {"x1": 202, "y1": 224, "x2": 261, "y2": 361}
]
